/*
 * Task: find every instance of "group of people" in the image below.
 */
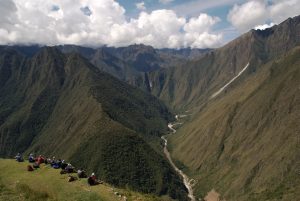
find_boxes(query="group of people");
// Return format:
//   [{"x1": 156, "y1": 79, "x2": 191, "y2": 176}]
[{"x1": 15, "y1": 153, "x2": 101, "y2": 186}]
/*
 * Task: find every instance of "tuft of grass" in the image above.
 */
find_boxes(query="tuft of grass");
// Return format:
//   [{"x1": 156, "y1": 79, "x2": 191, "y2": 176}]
[{"x1": 15, "y1": 183, "x2": 50, "y2": 201}]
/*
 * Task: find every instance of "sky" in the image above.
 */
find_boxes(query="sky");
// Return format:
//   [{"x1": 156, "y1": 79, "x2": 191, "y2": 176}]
[{"x1": 0, "y1": 0, "x2": 299, "y2": 49}]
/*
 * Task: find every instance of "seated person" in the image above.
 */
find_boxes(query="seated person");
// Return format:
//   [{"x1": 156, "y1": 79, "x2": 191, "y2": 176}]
[
  {"x1": 15, "y1": 153, "x2": 24, "y2": 162},
  {"x1": 51, "y1": 160, "x2": 61, "y2": 169},
  {"x1": 57, "y1": 159, "x2": 62, "y2": 167},
  {"x1": 37, "y1": 155, "x2": 45, "y2": 164},
  {"x1": 50, "y1": 157, "x2": 56, "y2": 166},
  {"x1": 28, "y1": 154, "x2": 35, "y2": 163},
  {"x1": 46, "y1": 158, "x2": 52, "y2": 165},
  {"x1": 60, "y1": 160, "x2": 67, "y2": 169},
  {"x1": 77, "y1": 168, "x2": 87, "y2": 178},
  {"x1": 87, "y1": 173, "x2": 100, "y2": 186},
  {"x1": 65, "y1": 163, "x2": 74, "y2": 173}
]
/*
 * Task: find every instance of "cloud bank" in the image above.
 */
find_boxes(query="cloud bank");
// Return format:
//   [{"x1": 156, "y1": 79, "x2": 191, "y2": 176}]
[
  {"x1": 228, "y1": 0, "x2": 300, "y2": 32},
  {"x1": 0, "y1": 0, "x2": 222, "y2": 48}
]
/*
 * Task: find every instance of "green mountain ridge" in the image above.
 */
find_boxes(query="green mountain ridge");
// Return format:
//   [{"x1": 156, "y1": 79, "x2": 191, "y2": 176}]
[
  {"x1": 165, "y1": 16, "x2": 300, "y2": 200},
  {"x1": 0, "y1": 47, "x2": 188, "y2": 200},
  {"x1": 145, "y1": 16, "x2": 300, "y2": 111},
  {"x1": 1, "y1": 14, "x2": 300, "y2": 201}
]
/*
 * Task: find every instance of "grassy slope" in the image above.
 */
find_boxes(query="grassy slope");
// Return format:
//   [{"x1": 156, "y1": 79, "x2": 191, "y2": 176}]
[
  {"x1": 0, "y1": 48, "x2": 187, "y2": 200},
  {"x1": 0, "y1": 159, "x2": 173, "y2": 201},
  {"x1": 169, "y1": 47, "x2": 300, "y2": 200}
]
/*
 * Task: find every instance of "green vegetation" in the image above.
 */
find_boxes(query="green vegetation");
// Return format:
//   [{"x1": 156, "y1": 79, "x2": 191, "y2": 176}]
[
  {"x1": 0, "y1": 159, "x2": 174, "y2": 201},
  {"x1": 1, "y1": 15, "x2": 299, "y2": 201},
  {"x1": 169, "y1": 40, "x2": 300, "y2": 200},
  {"x1": 0, "y1": 47, "x2": 187, "y2": 200}
]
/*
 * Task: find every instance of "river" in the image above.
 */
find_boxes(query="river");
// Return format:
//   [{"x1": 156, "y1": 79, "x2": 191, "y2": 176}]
[{"x1": 161, "y1": 120, "x2": 196, "y2": 201}]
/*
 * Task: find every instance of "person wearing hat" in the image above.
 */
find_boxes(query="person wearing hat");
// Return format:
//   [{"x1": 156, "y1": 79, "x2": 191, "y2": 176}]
[
  {"x1": 91, "y1": 173, "x2": 96, "y2": 181},
  {"x1": 88, "y1": 172, "x2": 99, "y2": 186},
  {"x1": 65, "y1": 163, "x2": 74, "y2": 173}
]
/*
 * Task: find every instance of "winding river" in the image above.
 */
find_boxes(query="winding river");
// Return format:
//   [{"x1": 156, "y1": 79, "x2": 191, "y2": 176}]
[{"x1": 162, "y1": 120, "x2": 196, "y2": 201}]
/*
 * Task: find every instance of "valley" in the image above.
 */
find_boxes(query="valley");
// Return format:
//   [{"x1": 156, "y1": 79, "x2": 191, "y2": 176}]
[
  {"x1": 163, "y1": 118, "x2": 195, "y2": 201},
  {"x1": 0, "y1": 13, "x2": 300, "y2": 201}
]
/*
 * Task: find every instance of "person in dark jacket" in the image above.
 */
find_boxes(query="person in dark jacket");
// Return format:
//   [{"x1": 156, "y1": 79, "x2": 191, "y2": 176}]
[
  {"x1": 61, "y1": 160, "x2": 67, "y2": 169},
  {"x1": 15, "y1": 153, "x2": 24, "y2": 162},
  {"x1": 28, "y1": 154, "x2": 35, "y2": 163},
  {"x1": 65, "y1": 163, "x2": 75, "y2": 173},
  {"x1": 77, "y1": 168, "x2": 87, "y2": 178}
]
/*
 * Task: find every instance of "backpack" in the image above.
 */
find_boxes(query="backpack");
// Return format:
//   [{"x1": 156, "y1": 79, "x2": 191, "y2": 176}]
[
  {"x1": 27, "y1": 165, "x2": 34, "y2": 171},
  {"x1": 68, "y1": 176, "x2": 77, "y2": 182}
]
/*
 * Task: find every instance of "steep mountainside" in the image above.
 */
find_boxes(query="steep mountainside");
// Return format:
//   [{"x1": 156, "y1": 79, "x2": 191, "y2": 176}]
[
  {"x1": 171, "y1": 45, "x2": 300, "y2": 201},
  {"x1": 166, "y1": 16, "x2": 300, "y2": 200},
  {"x1": 147, "y1": 16, "x2": 300, "y2": 110},
  {"x1": 0, "y1": 47, "x2": 188, "y2": 200},
  {"x1": 58, "y1": 44, "x2": 193, "y2": 92}
]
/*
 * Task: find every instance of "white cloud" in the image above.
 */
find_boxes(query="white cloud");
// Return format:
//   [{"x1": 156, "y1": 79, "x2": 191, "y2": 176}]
[
  {"x1": 269, "y1": 0, "x2": 300, "y2": 23},
  {"x1": 0, "y1": 0, "x2": 223, "y2": 48},
  {"x1": 227, "y1": 1, "x2": 268, "y2": 33},
  {"x1": 184, "y1": 14, "x2": 220, "y2": 33},
  {"x1": 183, "y1": 14, "x2": 222, "y2": 48},
  {"x1": 255, "y1": 23, "x2": 275, "y2": 30},
  {"x1": 136, "y1": 2, "x2": 146, "y2": 11},
  {"x1": 228, "y1": 0, "x2": 300, "y2": 33},
  {"x1": 159, "y1": 0, "x2": 174, "y2": 4}
]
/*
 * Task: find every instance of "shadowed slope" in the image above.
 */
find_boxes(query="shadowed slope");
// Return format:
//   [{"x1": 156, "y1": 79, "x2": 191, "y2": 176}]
[{"x1": 0, "y1": 47, "x2": 187, "y2": 200}]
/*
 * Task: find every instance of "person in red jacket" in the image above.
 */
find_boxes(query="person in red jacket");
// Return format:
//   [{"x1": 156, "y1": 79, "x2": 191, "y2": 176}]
[
  {"x1": 88, "y1": 173, "x2": 99, "y2": 186},
  {"x1": 37, "y1": 155, "x2": 45, "y2": 164},
  {"x1": 91, "y1": 173, "x2": 96, "y2": 181}
]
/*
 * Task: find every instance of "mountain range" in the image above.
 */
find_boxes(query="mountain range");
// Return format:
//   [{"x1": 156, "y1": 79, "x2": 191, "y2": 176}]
[
  {"x1": 0, "y1": 46, "x2": 188, "y2": 200},
  {"x1": 0, "y1": 15, "x2": 300, "y2": 201}
]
